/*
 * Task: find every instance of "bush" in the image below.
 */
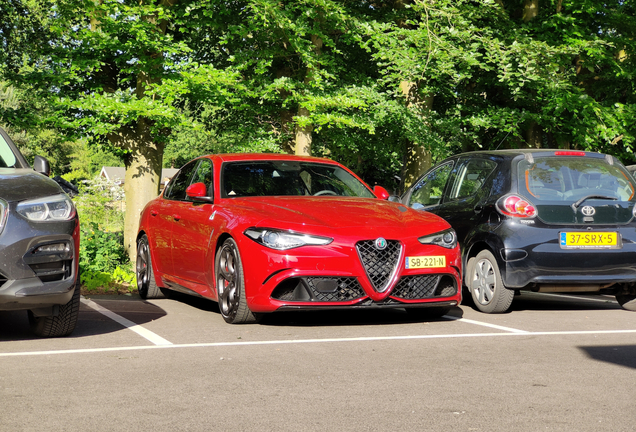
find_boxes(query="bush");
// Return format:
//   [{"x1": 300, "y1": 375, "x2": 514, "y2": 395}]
[{"x1": 71, "y1": 175, "x2": 135, "y2": 292}]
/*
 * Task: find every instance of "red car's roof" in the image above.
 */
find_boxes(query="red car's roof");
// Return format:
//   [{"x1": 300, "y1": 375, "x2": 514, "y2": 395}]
[{"x1": 202, "y1": 153, "x2": 340, "y2": 165}]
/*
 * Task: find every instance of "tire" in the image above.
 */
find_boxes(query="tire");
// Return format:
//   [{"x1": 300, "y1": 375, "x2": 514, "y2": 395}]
[
  {"x1": 215, "y1": 238, "x2": 256, "y2": 324},
  {"x1": 136, "y1": 235, "x2": 165, "y2": 299},
  {"x1": 468, "y1": 250, "x2": 514, "y2": 313},
  {"x1": 616, "y1": 294, "x2": 636, "y2": 311},
  {"x1": 29, "y1": 275, "x2": 81, "y2": 337},
  {"x1": 406, "y1": 306, "x2": 451, "y2": 320}
]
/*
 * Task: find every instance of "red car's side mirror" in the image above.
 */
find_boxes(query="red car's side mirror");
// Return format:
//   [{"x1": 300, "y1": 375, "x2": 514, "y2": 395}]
[
  {"x1": 373, "y1": 185, "x2": 390, "y2": 200},
  {"x1": 186, "y1": 182, "x2": 213, "y2": 203}
]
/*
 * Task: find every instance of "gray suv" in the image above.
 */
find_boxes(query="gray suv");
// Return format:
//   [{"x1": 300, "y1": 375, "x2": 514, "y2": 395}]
[{"x1": 0, "y1": 127, "x2": 80, "y2": 337}]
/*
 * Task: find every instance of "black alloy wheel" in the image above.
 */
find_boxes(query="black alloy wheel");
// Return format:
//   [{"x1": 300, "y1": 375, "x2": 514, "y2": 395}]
[
  {"x1": 215, "y1": 238, "x2": 257, "y2": 324},
  {"x1": 136, "y1": 235, "x2": 164, "y2": 299}
]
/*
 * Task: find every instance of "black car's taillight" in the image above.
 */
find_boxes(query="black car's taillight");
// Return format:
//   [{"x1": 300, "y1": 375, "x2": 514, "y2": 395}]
[{"x1": 496, "y1": 195, "x2": 537, "y2": 218}]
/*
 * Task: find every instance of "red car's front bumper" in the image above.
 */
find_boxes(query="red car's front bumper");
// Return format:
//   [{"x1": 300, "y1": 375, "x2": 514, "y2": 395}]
[{"x1": 237, "y1": 235, "x2": 462, "y2": 313}]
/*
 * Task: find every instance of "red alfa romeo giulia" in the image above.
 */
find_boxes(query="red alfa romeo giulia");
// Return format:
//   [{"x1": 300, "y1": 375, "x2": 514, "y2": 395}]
[{"x1": 136, "y1": 154, "x2": 462, "y2": 324}]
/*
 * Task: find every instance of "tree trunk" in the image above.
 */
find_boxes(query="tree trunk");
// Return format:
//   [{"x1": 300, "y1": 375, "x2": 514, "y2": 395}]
[
  {"x1": 293, "y1": 34, "x2": 322, "y2": 156},
  {"x1": 522, "y1": 0, "x2": 539, "y2": 22},
  {"x1": 522, "y1": 0, "x2": 541, "y2": 147},
  {"x1": 109, "y1": 121, "x2": 163, "y2": 262},
  {"x1": 400, "y1": 81, "x2": 433, "y2": 188},
  {"x1": 294, "y1": 106, "x2": 312, "y2": 156}
]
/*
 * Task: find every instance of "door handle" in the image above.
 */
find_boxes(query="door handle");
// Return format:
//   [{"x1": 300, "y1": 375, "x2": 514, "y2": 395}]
[
  {"x1": 173, "y1": 214, "x2": 181, "y2": 221},
  {"x1": 150, "y1": 210, "x2": 158, "y2": 216},
  {"x1": 474, "y1": 205, "x2": 483, "y2": 214}
]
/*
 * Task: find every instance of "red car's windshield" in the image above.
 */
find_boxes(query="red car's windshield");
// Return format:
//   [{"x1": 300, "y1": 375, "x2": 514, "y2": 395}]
[{"x1": 221, "y1": 161, "x2": 375, "y2": 198}]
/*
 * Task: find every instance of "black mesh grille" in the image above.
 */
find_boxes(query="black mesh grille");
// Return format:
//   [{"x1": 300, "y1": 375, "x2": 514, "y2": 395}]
[
  {"x1": 306, "y1": 277, "x2": 365, "y2": 302},
  {"x1": 29, "y1": 260, "x2": 73, "y2": 283},
  {"x1": 392, "y1": 275, "x2": 457, "y2": 300},
  {"x1": 356, "y1": 240, "x2": 402, "y2": 292},
  {"x1": 271, "y1": 277, "x2": 365, "y2": 302}
]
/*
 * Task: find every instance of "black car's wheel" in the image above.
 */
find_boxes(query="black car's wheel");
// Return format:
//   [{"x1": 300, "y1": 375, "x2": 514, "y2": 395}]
[
  {"x1": 215, "y1": 238, "x2": 256, "y2": 324},
  {"x1": 468, "y1": 250, "x2": 514, "y2": 314},
  {"x1": 616, "y1": 294, "x2": 636, "y2": 311},
  {"x1": 29, "y1": 274, "x2": 81, "y2": 337},
  {"x1": 136, "y1": 235, "x2": 164, "y2": 299}
]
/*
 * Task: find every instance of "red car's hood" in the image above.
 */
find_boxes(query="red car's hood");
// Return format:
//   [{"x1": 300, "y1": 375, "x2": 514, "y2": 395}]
[{"x1": 222, "y1": 196, "x2": 449, "y2": 235}]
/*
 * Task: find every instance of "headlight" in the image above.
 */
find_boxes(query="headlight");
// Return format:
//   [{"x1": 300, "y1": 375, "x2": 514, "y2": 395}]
[
  {"x1": 244, "y1": 228, "x2": 333, "y2": 250},
  {"x1": 418, "y1": 228, "x2": 457, "y2": 249},
  {"x1": 17, "y1": 194, "x2": 76, "y2": 222}
]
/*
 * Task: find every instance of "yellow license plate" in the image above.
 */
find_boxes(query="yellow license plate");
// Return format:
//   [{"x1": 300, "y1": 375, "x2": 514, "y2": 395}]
[
  {"x1": 405, "y1": 256, "x2": 446, "y2": 269},
  {"x1": 559, "y1": 232, "x2": 620, "y2": 249}
]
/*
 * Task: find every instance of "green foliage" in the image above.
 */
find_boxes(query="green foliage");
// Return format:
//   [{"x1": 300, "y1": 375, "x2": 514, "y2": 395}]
[
  {"x1": 74, "y1": 176, "x2": 134, "y2": 291},
  {"x1": 79, "y1": 222, "x2": 128, "y2": 274},
  {"x1": 2, "y1": 0, "x2": 635, "y2": 189}
]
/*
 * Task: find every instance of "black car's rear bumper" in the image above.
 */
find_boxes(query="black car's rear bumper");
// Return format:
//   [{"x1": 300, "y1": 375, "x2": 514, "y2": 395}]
[{"x1": 496, "y1": 220, "x2": 636, "y2": 289}]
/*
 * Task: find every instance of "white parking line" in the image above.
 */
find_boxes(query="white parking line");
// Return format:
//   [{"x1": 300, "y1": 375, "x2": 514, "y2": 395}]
[
  {"x1": 81, "y1": 298, "x2": 173, "y2": 346},
  {"x1": 444, "y1": 316, "x2": 530, "y2": 333},
  {"x1": 3, "y1": 328, "x2": 636, "y2": 358}
]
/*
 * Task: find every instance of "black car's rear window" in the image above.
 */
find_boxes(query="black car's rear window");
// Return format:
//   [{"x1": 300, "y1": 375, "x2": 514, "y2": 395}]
[
  {"x1": 519, "y1": 156, "x2": 635, "y2": 202},
  {"x1": 221, "y1": 161, "x2": 375, "y2": 198}
]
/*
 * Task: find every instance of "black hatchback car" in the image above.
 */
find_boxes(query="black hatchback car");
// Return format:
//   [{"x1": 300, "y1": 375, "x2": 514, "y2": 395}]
[
  {"x1": 403, "y1": 149, "x2": 636, "y2": 313},
  {"x1": 0, "y1": 127, "x2": 80, "y2": 336}
]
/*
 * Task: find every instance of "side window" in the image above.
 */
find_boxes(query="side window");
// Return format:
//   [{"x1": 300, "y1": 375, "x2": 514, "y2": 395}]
[
  {"x1": 164, "y1": 161, "x2": 198, "y2": 201},
  {"x1": 408, "y1": 162, "x2": 454, "y2": 207},
  {"x1": 190, "y1": 159, "x2": 214, "y2": 198},
  {"x1": 448, "y1": 159, "x2": 497, "y2": 200}
]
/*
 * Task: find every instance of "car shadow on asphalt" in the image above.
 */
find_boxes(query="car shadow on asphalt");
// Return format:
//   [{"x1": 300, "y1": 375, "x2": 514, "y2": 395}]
[
  {"x1": 460, "y1": 291, "x2": 622, "y2": 313},
  {"x1": 579, "y1": 345, "x2": 636, "y2": 369},
  {"x1": 165, "y1": 290, "x2": 465, "y2": 327},
  {"x1": 0, "y1": 294, "x2": 168, "y2": 341}
]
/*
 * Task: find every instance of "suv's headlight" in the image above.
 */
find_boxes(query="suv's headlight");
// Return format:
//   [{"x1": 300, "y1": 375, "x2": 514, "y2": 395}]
[
  {"x1": 244, "y1": 228, "x2": 333, "y2": 250},
  {"x1": 418, "y1": 228, "x2": 457, "y2": 249},
  {"x1": 17, "y1": 194, "x2": 76, "y2": 222}
]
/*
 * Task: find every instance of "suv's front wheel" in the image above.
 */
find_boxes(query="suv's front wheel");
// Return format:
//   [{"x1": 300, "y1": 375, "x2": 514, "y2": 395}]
[
  {"x1": 467, "y1": 250, "x2": 514, "y2": 314},
  {"x1": 28, "y1": 275, "x2": 81, "y2": 337}
]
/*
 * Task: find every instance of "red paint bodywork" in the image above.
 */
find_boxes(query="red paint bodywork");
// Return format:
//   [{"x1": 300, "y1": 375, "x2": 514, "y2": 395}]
[{"x1": 138, "y1": 154, "x2": 462, "y2": 314}]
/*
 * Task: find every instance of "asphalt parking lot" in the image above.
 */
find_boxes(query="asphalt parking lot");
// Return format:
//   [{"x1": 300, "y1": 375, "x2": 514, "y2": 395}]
[{"x1": 1, "y1": 292, "x2": 635, "y2": 432}]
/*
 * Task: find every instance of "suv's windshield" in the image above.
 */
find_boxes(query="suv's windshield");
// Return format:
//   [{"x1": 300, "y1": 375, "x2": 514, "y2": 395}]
[
  {"x1": 0, "y1": 133, "x2": 18, "y2": 168},
  {"x1": 221, "y1": 161, "x2": 375, "y2": 198},
  {"x1": 519, "y1": 156, "x2": 635, "y2": 202}
]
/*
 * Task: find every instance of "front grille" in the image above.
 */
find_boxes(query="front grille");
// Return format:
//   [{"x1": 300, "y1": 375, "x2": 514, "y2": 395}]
[
  {"x1": 29, "y1": 260, "x2": 73, "y2": 283},
  {"x1": 271, "y1": 277, "x2": 365, "y2": 302},
  {"x1": 356, "y1": 240, "x2": 402, "y2": 292},
  {"x1": 306, "y1": 277, "x2": 365, "y2": 302},
  {"x1": 392, "y1": 275, "x2": 457, "y2": 300}
]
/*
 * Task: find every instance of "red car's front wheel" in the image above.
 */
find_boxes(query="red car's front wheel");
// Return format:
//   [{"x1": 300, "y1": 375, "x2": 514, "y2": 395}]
[{"x1": 215, "y1": 238, "x2": 257, "y2": 324}]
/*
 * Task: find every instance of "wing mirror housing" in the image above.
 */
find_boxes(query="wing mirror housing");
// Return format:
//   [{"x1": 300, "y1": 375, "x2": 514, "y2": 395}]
[
  {"x1": 33, "y1": 155, "x2": 51, "y2": 177},
  {"x1": 373, "y1": 185, "x2": 390, "y2": 200},
  {"x1": 186, "y1": 182, "x2": 214, "y2": 203}
]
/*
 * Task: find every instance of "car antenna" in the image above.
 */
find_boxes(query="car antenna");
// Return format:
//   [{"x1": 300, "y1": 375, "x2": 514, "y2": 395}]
[{"x1": 494, "y1": 113, "x2": 526, "y2": 151}]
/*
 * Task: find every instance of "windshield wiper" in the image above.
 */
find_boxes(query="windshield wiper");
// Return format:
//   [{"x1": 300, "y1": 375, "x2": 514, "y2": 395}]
[{"x1": 571, "y1": 194, "x2": 617, "y2": 213}]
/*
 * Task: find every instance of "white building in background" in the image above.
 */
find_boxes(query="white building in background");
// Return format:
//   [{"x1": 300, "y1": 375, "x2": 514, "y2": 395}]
[{"x1": 99, "y1": 167, "x2": 179, "y2": 191}]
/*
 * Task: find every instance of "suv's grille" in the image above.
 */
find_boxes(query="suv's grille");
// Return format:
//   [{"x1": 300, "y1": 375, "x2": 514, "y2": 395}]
[
  {"x1": 29, "y1": 260, "x2": 73, "y2": 283},
  {"x1": 356, "y1": 240, "x2": 402, "y2": 292},
  {"x1": 392, "y1": 275, "x2": 457, "y2": 300}
]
